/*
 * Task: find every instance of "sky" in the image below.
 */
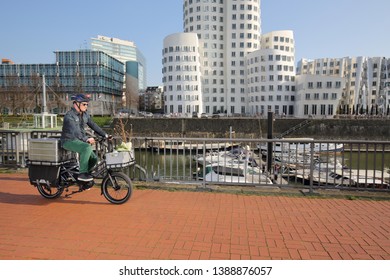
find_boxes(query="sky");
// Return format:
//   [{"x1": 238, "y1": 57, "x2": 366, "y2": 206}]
[{"x1": 1, "y1": 0, "x2": 389, "y2": 86}]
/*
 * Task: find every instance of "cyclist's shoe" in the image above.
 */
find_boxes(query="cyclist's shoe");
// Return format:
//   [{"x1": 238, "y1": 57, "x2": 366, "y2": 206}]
[
  {"x1": 81, "y1": 181, "x2": 94, "y2": 190},
  {"x1": 78, "y1": 173, "x2": 93, "y2": 182}
]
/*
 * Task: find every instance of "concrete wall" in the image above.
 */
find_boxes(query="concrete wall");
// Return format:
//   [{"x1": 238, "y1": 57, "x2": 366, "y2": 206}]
[{"x1": 113, "y1": 118, "x2": 390, "y2": 140}]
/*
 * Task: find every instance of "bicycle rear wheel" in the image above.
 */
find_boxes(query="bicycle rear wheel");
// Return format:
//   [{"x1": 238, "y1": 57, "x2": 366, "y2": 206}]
[
  {"x1": 36, "y1": 181, "x2": 64, "y2": 199},
  {"x1": 101, "y1": 172, "x2": 132, "y2": 204}
]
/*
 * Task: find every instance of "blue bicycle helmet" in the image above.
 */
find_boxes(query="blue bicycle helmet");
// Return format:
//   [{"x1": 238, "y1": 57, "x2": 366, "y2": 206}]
[{"x1": 71, "y1": 93, "x2": 90, "y2": 103}]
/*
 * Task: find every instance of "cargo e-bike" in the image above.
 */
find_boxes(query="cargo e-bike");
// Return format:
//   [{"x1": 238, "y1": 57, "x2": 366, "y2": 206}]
[{"x1": 27, "y1": 136, "x2": 134, "y2": 204}]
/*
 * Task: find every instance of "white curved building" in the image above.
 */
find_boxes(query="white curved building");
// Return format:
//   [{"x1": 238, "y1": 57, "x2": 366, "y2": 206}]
[
  {"x1": 182, "y1": 0, "x2": 261, "y2": 115},
  {"x1": 247, "y1": 30, "x2": 296, "y2": 116},
  {"x1": 162, "y1": 33, "x2": 203, "y2": 115}
]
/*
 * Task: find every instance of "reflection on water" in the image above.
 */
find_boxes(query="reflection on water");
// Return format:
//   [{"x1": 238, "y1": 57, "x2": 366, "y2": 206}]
[
  {"x1": 335, "y1": 151, "x2": 390, "y2": 171},
  {"x1": 133, "y1": 150, "x2": 196, "y2": 180}
]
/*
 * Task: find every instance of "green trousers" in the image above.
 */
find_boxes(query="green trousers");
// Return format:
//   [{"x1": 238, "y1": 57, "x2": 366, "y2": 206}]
[{"x1": 62, "y1": 140, "x2": 98, "y2": 173}]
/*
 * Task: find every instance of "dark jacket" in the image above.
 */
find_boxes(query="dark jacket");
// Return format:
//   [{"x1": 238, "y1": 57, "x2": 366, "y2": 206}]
[{"x1": 61, "y1": 107, "x2": 107, "y2": 144}]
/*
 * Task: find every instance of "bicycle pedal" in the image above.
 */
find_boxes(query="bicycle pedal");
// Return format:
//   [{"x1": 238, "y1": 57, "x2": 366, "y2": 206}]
[{"x1": 79, "y1": 180, "x2": 94, "y2": 191}]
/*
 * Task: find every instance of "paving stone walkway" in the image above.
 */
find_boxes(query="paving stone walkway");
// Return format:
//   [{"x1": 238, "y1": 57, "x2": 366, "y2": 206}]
[{"x1": 0, "y1": 173, "x2": 389, "y2": 260}]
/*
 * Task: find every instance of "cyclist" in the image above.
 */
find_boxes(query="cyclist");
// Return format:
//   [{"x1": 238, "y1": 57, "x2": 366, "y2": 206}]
[{"x1": 61, "y1": 93, "x2": 111, "y2": 182}]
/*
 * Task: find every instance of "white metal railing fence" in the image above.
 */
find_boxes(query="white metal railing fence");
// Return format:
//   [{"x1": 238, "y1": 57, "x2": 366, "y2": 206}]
[{"x1": 1, "y1": 130, "x2": 389, "y2": 192}]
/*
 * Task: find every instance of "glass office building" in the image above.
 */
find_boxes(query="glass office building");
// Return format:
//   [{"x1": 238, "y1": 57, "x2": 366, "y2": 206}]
[
  {"x1": 0, "y1": 50, "x2": 124, "y2": 115},
  {"x1": 91, "y1": 35, "x2": 147, "y2": 90}
]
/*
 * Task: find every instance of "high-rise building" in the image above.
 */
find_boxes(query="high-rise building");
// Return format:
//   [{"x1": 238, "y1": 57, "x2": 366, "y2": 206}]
[
  {"x1": 163, "y1": 0, "x2": 261, "y2": 116},
  {"x1": 91, "y1": 35, "x2": 147, "y2": 90}
]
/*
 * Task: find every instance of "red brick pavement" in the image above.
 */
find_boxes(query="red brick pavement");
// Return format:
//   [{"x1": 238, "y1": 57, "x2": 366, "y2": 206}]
[{"x1": 0, "y1": 173, "x2": 389, "y2": 260}]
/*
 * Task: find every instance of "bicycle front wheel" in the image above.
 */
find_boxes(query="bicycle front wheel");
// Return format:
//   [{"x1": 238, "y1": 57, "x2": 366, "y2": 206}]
[{"x1": 101, "y1": 172, "x2": 132, "y2": 204}]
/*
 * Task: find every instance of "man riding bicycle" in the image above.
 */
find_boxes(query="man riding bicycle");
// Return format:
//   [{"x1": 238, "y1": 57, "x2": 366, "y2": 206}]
[{"x1": 61, "y1": 93, "x2": 111, "y2": 182}]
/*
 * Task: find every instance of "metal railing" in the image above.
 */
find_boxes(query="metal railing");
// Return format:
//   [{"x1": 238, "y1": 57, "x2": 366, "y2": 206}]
[
  {"x1": 129, "y1": 137, "x2": 390, "y2": 192},
  {"x1": 1, "y1": 130, "x2": 389, "y2": 192}
]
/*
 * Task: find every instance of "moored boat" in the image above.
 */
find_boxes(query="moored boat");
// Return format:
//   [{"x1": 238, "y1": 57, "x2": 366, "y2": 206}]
[
  {"x1": 195, "y1": 164, "x2": 273, "y2": 185},
  {"x1": 286, "y1": 167, "x2": 389, "y2": 189},
  {"x1": 258, "y1": 138, "x2": 344, "y2": 154},
  {"x1": 150, "y1": 140, "x2": 238, "y2": 153}
]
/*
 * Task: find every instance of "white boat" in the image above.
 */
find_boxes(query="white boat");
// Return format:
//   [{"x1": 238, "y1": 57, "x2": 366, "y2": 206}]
[
  {"x1": 194, "y1": 146, "x2": 272, "y2": 184},
  {"x1": 274, "y1": 152, "x2": 314, "y2": 169},
  {"x1": 195, "y1": 146, "x2": 259, "y2": 166},
  {"x1": 150, "y1": 140, "x2": 238, "y2": 153},
  {"x1": 258, "y1": 138, "x2": 344, "y2": 154},
  {"x1": 287, "y1": 167, "x2": 389, "y2": 189},
  {"x1": 278, "y1": 155, "x2": 344, "y2": 172},
  {"x1": 198, "y1": 164, "x2": 273, "y2": 185}
]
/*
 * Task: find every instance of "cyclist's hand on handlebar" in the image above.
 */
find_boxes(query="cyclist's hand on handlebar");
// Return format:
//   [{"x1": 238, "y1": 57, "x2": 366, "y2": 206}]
[
  {"x1": 86, "y1": 137, "x2": 96, "y2": 144},
  {"x1": 106, "y1": 134, "x2": 113, "y2": 141}
]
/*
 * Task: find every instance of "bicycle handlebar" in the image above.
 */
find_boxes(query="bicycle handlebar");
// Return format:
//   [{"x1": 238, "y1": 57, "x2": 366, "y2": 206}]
[{"x1": 94, "y1": 135, "x2": 120, "y2": 155}]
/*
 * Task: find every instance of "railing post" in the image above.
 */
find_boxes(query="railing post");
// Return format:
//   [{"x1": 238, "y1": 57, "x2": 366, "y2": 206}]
[
  {"x1": 267, "y1": 112, "x2": 274, "y2": 174},
  {"x1": 202, "y1": 140, "x2": 206, "y2": 188},
  {"x1": 308, "y1": 141, "x2": 315, "y2": 194},
  {"x1": 14, "y1": 132, "x2": 20, "y2": 168}
]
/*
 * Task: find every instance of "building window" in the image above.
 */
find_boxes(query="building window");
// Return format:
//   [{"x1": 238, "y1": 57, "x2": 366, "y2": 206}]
[
  {"x1": 328, "y1": 105, "x2": 334, "y2": 115},
  {"x1": 304, "y1": 105, "x2": 309, "y2": 115},
  {"x1": 312, "y1": 104, "x2": 317, "y2": 115},
  {"x1": 321, "y1": 104, "x2": 326, "y2": 115}
]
